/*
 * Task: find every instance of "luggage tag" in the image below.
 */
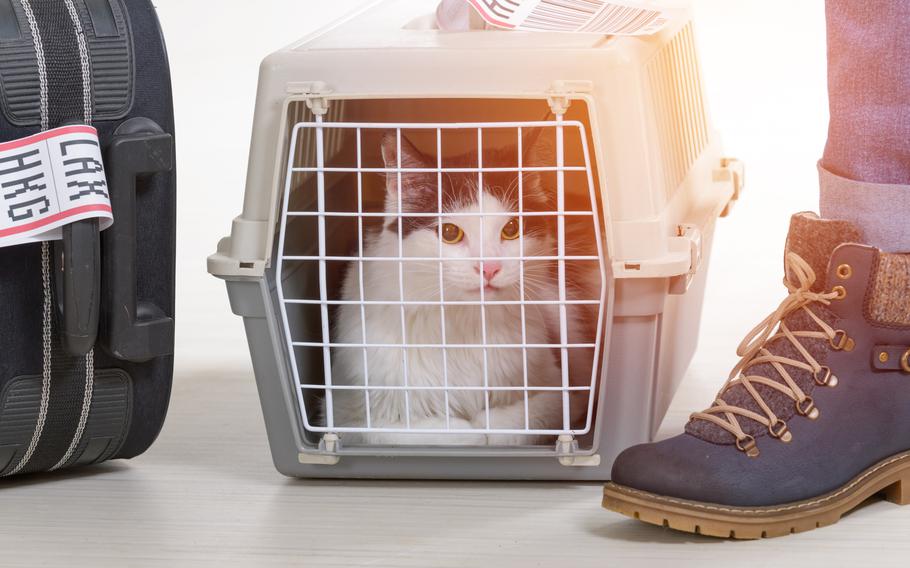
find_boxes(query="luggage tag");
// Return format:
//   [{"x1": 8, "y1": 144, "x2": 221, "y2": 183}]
[
  {"x1": 455, "y1": 0, "x2": 680, "y2": 34},
  {"x1": 0, "y1": 125, "x2": 113, "y2": 249}
]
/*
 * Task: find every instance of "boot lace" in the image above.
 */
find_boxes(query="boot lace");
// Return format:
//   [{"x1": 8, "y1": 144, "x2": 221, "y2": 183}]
[{"x1": 690, "y1": 252, "x2": 850, "y2": 457}]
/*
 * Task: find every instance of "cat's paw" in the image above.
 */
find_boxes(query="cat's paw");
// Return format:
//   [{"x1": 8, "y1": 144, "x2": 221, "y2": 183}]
[
  {"x1": 469, "y1": 413, "x2": 543, "y2": 446},
  {"x1": 469, "y1": 408, "x2": 525, "y2": 432}
]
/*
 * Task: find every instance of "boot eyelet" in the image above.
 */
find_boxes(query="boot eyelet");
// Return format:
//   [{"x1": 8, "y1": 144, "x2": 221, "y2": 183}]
[
  {"x1": 736, "y1": 435, "x2": 760, "y2": 457},
  {"x1": 813, "y1": 366, "x2": 837, "y2": 387},
  {"x1": 836, "y1": 264, "x2": 853, "y2": 280},
  {"x1": 832, "y1": 285, "x2": 847, "y2": 300},
  {"x1": 902, "y1": 349, "x2": 910, "y2": 374},
  {"x1": 768, "y1": 419, "x2": 792, "y2": 442},
  {"x1": 797, "y1": 397, "x2": 819, "y2": 419},
  {"x1": 830, "y1": 330, "x2": 855, "y2": 351}
]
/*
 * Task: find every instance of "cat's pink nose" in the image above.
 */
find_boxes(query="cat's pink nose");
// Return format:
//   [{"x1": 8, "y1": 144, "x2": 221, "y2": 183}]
[{"x1": 474, "y1": 261, "x2": 502, "y2": 282}]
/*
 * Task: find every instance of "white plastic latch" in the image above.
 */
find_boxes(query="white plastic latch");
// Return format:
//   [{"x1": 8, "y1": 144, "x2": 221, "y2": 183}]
[
  {"x1": 287, "y1": 81, "x2": 332, "y2": 116},
  {"x1": 555, "y1": 435, "x2": 602, "y2": 467},
  {"x1": 714, "y1": 157, "x2": 745, "y2": 217},
  {"x1": 298, "y1": 433, "x2": 341, "y2": 465},
  {"x1": 546, "y1": 80, "x2": 593, "y2": 114},
  {"x1": 668, "y1": 224, "x2": 703, "y2": 295}
]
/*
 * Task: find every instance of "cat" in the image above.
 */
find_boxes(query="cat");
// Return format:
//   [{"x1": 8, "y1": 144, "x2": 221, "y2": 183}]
[{"x1": 325, "y1": 132, "x2": 599, "y2": 446}]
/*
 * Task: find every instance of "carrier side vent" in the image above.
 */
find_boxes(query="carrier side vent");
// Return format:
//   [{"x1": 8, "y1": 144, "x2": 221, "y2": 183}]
[{"x1": 647, "y1": 22, "x2": 709, "y2": 200}]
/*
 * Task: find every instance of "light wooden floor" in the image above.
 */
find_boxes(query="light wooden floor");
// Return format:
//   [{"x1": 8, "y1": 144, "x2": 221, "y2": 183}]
[{"x1": 3, "y1": 356, "x2": 909, "y2": 567}]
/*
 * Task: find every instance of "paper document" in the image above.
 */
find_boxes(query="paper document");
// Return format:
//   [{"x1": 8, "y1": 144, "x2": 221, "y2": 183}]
[{"x1": 463, "y1": 0, "x2": 675, "y2": 34}]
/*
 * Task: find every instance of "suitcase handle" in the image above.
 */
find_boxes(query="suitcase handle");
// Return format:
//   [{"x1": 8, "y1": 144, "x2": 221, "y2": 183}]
[
  {"x1": 55, "y1": 219, "x2": 102, "y2": 356},
  {"x1": 101, "y1": 117, "x2": 174, "y2": 362}
]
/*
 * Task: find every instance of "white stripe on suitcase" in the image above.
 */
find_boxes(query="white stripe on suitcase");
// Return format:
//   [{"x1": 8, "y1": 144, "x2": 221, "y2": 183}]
[{"x1": 6, "y1": 0, "x2": 53, "y2": 477}]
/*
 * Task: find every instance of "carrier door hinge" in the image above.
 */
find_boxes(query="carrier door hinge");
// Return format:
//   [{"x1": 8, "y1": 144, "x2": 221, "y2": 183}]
[
  {"x1": 546, "y1": 80, "x2": 593, "y2": 115},
  {"x1": 714, "y1": 157, "x2": 745, "y2": 217},
  {"x1": 287, "y1": 81, "x2": 332, "y2": 116},
  {"x1": 555, "y1": 435, "x2": 602, "y2": 467},
  {"x1": 298, "y1": 433, "x2": 341, "y2": 465}
]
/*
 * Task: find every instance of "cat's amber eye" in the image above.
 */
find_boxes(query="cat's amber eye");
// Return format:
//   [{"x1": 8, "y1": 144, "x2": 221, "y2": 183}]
[
  {"x1": 440, "y1": 223, "x2": 464, "y2": 244},
  {"x1": 501, "y1": 218, "x2": 520, "y2": 241}
]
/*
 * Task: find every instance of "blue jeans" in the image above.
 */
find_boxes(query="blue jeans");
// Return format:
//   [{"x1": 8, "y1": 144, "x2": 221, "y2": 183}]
[{"x1": 820, "y1": 0, "x2": 910, "y2": 251}]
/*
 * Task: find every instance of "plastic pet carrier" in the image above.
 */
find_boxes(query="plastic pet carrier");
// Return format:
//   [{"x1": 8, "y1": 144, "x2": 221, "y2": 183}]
[
  {"x1": 0, "y1": 0, "x2": 175, "y2": 476},
  {"x1": 208, "y1": 0, "x2": 743, "y2": 480}
]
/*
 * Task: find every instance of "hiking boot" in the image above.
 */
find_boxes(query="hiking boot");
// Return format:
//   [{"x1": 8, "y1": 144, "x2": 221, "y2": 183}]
[{"x1": 603, "y1": 212, "x2": 910, "y2": 538}]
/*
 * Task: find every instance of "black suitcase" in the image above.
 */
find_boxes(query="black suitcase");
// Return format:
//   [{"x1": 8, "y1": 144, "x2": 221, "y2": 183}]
[{"x1": 0, "y1": 0, "x2": 175, "y2": 475}]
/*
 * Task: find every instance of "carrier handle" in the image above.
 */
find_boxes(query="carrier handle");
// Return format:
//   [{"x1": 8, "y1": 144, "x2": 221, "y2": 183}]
[
  {"x1": 101, "y1": 118, "x2": 174, "y2": 362},
  {"x1": 55, "y1": 219, "x2": 102, "y2": 356}
]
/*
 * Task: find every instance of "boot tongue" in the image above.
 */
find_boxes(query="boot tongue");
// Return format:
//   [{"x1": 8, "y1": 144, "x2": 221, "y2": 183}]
[
  {"x1": 784, "y1": 212, "x2": 863, "y2": 292},
  {"x1": 685, "y1": 212, "x2": 864, "y2": 445}
]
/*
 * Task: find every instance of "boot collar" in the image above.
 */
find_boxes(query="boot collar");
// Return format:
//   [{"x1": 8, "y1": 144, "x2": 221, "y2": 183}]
[{"x1": 784, "y1": 212, "x2": 864, "y2": 293}]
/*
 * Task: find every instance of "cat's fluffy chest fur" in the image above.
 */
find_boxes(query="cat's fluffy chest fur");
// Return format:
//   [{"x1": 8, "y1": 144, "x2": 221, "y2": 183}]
[{"x1": 330, "y1": 227, "x2": 563, "y2": 445}]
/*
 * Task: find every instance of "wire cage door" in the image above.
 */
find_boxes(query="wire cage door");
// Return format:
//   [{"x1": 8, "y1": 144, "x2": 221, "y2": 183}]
[{"x1": 276, "y1": 114, "x2": 608, "y2": 447}]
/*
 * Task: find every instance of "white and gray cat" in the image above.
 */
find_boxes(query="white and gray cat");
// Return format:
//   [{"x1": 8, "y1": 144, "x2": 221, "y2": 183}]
[{"x1": 326, "y1": 133, "x2": 599, "y2": 446}]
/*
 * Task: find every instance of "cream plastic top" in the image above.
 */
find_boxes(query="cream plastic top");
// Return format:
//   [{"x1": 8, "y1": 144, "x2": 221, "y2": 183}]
[{"x1": 207, "y1": 0, "x2": 740, "y2": 282}]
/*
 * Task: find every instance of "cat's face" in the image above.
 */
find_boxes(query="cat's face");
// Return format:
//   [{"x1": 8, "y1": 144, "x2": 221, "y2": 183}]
[{"x1": 381, "y1": 134, "x2": 554, "y2": 301}]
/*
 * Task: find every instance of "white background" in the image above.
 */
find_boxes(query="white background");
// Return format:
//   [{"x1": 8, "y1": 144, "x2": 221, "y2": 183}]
[{"x1": 159, "y1": 0, "x2": 828, "y2": 380}]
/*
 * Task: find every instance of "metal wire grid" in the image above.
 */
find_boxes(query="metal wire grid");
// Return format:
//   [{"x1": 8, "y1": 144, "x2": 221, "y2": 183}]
[{"x1": 276, "y1": 117, "x2": 607, "y2": 438}]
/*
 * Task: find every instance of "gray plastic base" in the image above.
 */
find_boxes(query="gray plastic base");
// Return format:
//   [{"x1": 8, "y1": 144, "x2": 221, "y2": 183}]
[{"x1": 224, "y1": 226, "x2": 714, "y2": 480}]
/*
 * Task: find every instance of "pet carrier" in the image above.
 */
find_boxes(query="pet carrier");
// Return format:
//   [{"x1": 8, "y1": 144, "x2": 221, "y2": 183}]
[
  {"x1": 208, "y1": 0, "x2": 743, "y2": 480},
  {"x1": 0, "y1": 0, "x2": 175, "y2": 476}
]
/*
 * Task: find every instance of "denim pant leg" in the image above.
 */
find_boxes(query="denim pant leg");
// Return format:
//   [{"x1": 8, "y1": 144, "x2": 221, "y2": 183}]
[{"x1": 820, "y1": 0, "x2": 910, "y2": 252}]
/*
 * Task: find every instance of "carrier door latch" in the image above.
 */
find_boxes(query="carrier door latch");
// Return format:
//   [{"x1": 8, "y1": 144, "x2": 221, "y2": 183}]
[
  {"x1": 668, "y1": 224, "x2": 703, "y2": 295},
  {"x1": 547, "y1": 80, "x2": 594, "y2": 114},
  {"x1": 287, "y1": 81, "x2": 332, "y2": 116},
  {"x1": 715, "y1": 157, "x2": 745, "y2": 217}
]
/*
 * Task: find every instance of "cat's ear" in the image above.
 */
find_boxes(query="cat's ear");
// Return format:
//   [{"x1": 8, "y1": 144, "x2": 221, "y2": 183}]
[
  {"x1": 381, "y1": 132, "x2": 426, "y2": 170},
  {"x1": 522, "y1": 133, "x2": 555, "y2": 169},
  {"x1": 519, "y1": 134, "x2": 556, "y2": 209},
  {"x1": 380, "y1": 133, "x2": 435, "y2": 212}
]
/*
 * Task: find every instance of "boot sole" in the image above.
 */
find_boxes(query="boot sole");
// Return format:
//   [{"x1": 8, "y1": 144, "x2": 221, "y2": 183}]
[{"x1": 602, "y1": 449, "x2": 910, "y2": 539}]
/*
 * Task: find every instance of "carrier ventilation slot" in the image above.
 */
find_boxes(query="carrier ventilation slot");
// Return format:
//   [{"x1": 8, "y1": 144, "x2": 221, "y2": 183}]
[{"x1": 647, "y1": 22, "x2": 709, "y2": 199}]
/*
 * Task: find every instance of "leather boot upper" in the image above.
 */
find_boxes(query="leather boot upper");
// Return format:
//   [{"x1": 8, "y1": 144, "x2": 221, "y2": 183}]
[{"x1": 611, "y1": 213, "x2": 910, "y2": 507}]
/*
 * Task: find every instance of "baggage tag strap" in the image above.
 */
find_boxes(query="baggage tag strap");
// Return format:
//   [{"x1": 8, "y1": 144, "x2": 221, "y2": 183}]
[{"x1": 0, "y1": 125, "x2": 113, "y2": 249}]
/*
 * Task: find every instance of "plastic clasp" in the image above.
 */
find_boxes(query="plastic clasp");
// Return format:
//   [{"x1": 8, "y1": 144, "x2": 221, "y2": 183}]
[
  {"x1": 546, "y1": 80, "x2": 592, "y2": 114},
  {"x1": 298, "y1": 433, "x2": 341, "y2": 466},
  {"x1": 555, "y1": 435, "x2": 601, "y2": 467},
  {"x1": 715, "y1": 157, "x2": 745, "y2": 217},
  {"x1": 287, "y1": 81, "x2": 332, "y2": 116},
  {"x1": 668, "y1": 224, "x2": 703, "y2": 295}
]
